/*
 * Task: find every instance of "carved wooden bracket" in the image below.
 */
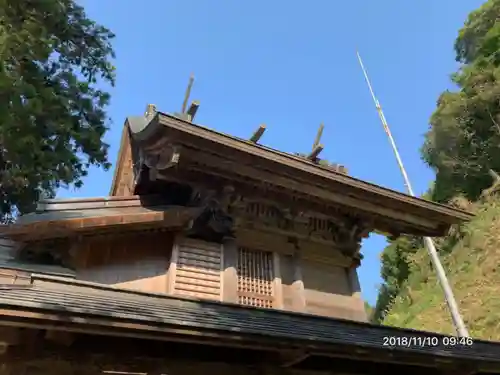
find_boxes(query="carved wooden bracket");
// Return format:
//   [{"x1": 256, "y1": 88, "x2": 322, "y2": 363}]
[
  {"x1": 185, "y1": 185, "x2": 237, "y2": 242},
  {"x1": 196, "y1": 193, "x2": 376, "y2": 252},
  {"x1": 140, "y1": 143, "x2": 182, "y2": 181}
]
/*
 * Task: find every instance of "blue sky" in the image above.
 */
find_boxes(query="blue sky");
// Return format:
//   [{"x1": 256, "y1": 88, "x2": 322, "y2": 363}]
[{"x1": 61, "y1": 0, "x2": 484, "y2": 305}]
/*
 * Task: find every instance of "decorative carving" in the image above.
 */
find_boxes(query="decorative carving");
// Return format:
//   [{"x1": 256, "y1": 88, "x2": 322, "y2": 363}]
[
  {"x1": 230, "y1": 198, "x2": 371, "y2": 250},
  {"x1": 150, "y1": 166, "x2": 372, "y2": 259},
  {"x1": 186, "y1": 185, "x2": 237, "y2": 242},
  {"x1": 139, "y1": 143, "x2": 181, "y2": 181}
]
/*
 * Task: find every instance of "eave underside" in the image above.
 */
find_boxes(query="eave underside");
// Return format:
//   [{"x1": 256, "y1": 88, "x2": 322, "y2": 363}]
[
  {"x1": 0, "y1": 274, "x2": 499, "y2": 375},
  {"x1": 0, "y1": 201, "x2": 199, "y2": 241},
  {"x1": 141, "y1": 160, "x2": 447, "y2": 237}
]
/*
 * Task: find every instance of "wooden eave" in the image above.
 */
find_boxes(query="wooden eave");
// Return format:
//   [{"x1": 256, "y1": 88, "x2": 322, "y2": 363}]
[
  {"x1": 0, "y1": 197, "x2": 199, "y2": 241},
  {"x1": 130, "y1": 113, "x2": 473, "y2": 236},
  {"x1": 0, "y1": 274, "x2": 500, "y2": 373}
]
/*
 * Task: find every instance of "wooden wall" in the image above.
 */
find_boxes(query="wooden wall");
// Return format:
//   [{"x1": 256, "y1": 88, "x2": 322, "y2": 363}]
[
  {"x1": 280, "y1": 252, "x2": 306, "y2": 312},
  {"x1": 73, "y1": 228, "x2": 367, "y2": 322},
  {"x1": 279, "y1": 251, "x2": 367, "y2": 321},
  {"x1": 301, "y1": 259, "x2": 367, "y2": 321},
  {"x1": 233, "y1": 228, "x2": 367, "y2": 322},
  {"x1": 76, "y1": 231, "x2": 174, "y2": 294}
]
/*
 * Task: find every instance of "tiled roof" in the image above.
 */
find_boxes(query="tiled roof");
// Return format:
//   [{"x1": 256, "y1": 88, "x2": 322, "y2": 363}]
[{"x1": 0, "y1": 274, "x2": 499, "y2": 364}]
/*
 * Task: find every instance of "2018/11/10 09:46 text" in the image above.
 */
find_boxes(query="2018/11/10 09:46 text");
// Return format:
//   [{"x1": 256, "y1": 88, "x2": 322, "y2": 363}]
[{"x1": 382, "y1": 335, "x2": 474, "y2": 348}]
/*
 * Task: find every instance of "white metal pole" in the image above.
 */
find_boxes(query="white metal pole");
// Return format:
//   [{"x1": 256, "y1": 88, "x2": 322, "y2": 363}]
[{"x1": 356, "y1": 51, "x2": 470, "y2": 338}]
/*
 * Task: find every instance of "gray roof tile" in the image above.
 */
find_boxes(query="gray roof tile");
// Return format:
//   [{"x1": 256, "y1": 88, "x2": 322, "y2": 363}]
[{"x1": 0, "y1": 275, "x2": 499, "y2": 363}]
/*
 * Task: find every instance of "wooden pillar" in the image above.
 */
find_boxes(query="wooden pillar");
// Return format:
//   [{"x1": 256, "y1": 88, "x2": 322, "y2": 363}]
[
  {"x1": 166, "y1": 234, "x2": 181, "y2": 294},
  {"x1": 291, "y1": 250, "x2": 306, "y2": 312},
  {"x1": 347, "y1": 265, "x2": 369, "y2": 321},
  {"x1": 222, "y1": 237, "x2": 238, "y2": 303},
  {"x1": 347, "y1": 266, "x2": 362, "y2": 299},
  {"x1": 273, "y1": 253, "x2": 283, "y2": 309}
]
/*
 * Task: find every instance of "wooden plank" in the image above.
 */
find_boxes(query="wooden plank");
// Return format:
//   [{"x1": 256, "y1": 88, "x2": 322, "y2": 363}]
[
  {"x1": 175, "y1": 265, "x2": 219, "y2": 277},
  {"x1": 307, "y1": 144, "x2": 323, "y2": 160},
  {"x1": 177, "y1": 246, "x2": 221, "y2": 259},
  {"x1": 178, "y1": 252, "x2": 221, "y2": 265},
  {"x1": 174, "y1": 284, "x2": 220, "y2": 296},
  {"x1": 173, "y1": 239, "x2": 222, "y2": 301},
  {"x1": 177, "y1": 259, "x2": 220, "y2": 270},
  {"x1": 180, "y1": 238, "x2": 222, "y2": 252},
  {"x1": 249, "y1": 124, "x2": 266, "y2": 143},
  {"x1": 176, "y1": 269, "x2": 220, "y2": 283},
  {"x1": 273, "y1": 252, "x2": 283, "y2": 309},
  {"x1": 167, "y1": 239, "x2": 180, "y2": 294},
  {"x1": 1, "y1": 207, "x2": 201, "y2": 241},
  {"x1": 312, "y1": 123, "x2": 324, "y2": 150},
  {"x1": 187, "y1": 101, "x2": 200, "y2": 122},
  {"x1": 219, "y1": 241, "x2": 224, "y2": 302},
  {"x1": 292, "y1": 251, "x2": 306, "y2": 312},
  {"x1": 182, "y1": 74, "x2": 195, "y2": 114},
  {"x1": 222, "y1": 238, "x2": 238, "y2": 304},
  {"x1": 175, "y1": 276, "x2": 220, "y2": 289}
]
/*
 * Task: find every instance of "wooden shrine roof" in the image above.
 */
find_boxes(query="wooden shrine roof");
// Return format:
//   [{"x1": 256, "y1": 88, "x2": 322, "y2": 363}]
[
  {"x1": 0, "y1": 111, "x2": 475, "y2": 241},
  {"x1": 0, "y1": 195, "x2": 198, "y2": 241},
  {"x1": 0, "y1": 273, "x2": 499, "y2": 373},
  {"x1": 122, "y1": 112, "x2": 473, "y2": 234}
]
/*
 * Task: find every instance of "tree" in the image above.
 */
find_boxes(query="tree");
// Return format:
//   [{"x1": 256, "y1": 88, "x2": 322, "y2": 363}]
[
  {"x1": 422, "y1": 0, "x2": 500, "y2": 202},
  {"x1": 364, "y1": 301, "x2": 374, "y2": 322},
  {"x1": 0, "y1": 0, "x2": 115, "y2": 222},
  {"x1": 375, "y1": 0, "x2": 500, "y2": 324},
  {"x1": 371, "y1": 235, "x2": 422, "y2": 323}
]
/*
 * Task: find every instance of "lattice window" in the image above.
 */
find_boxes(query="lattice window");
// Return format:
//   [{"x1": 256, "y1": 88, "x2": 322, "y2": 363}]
[{"x1": 237, "y1": 247, "x2": 274, "y2": 308}]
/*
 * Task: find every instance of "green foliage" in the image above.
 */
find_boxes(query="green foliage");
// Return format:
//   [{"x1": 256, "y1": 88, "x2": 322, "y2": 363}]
[
  {"x1": 374, "y1": 0, "x2": 500, "y2": 328},
  {"x1": 371, "y1": 236, "x2": 422, "y2": 323},
  {"x1": 364, "y1": 301, "x2": 374, "y2": 322},
  {"x1": 384, "y1": 197, "x2": 500, "y2": 340},
  {"x1": 422, "y1": 0, "x2": 500, "y2": 203},
  {"x1": 0, "y1": 0, "x2": 115, "y2": 222},
  {"x1": 455, "y1": 0, "x2": 500, "y2": 65}
]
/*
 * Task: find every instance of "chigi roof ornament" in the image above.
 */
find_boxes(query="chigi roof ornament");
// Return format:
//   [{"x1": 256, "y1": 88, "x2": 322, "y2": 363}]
[
  {"x1": 144, "y1": 103, "x2": 157, "y2": 120},
  {"x1": 171, "y1": 73, "x2": 200, "y2": 122}
]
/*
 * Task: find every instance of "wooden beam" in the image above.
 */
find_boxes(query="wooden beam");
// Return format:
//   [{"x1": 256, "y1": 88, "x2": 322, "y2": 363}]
[
  {"x1": 0, "y1": 207, "x2": 201, "y2": 241},
  {"x1": 177, "y1": 148, "x2": 442, "y2": 233},
  {"x1": 187, "y1": 100, "x2": 200, "y2": 122},
  {"x1": 338, "y1": 165, "x2": 348, "y2": 174},
  {"x1": 313, "y1": 123, "x2": 324, "y2": 150},
  {"x1": 250, "y1": 124, "x2": 266, "y2": 143},
  {"x1": 307, "y1": 144, "x2": 324, "y2": 160},
  {"x1": 181, "y1": 74, "x2": 195, "y2": 114}
]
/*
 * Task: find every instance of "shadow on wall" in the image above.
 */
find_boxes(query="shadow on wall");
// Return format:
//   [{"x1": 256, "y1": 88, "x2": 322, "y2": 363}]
[{"x1": 76, "y1": 231, "x2": 174, "y2": 291}]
